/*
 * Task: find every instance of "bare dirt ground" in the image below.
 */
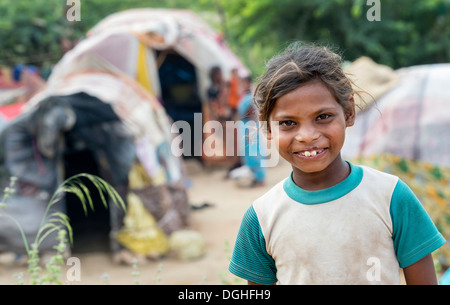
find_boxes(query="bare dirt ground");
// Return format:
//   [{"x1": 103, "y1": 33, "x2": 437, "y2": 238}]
[{"x1": 0, "y1": 159, "x2": 292, "y2": 285}]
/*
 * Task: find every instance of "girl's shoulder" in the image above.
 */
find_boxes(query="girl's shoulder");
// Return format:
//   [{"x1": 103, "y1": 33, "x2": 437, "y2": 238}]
[{"x1": 356, "y1": 163, "x2": 399, "y2": 185}]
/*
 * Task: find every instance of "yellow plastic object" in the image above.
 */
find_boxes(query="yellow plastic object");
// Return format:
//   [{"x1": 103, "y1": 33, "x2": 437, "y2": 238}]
[{"x1": 116, "y1": 192, "x2": 168, "y2": 257}]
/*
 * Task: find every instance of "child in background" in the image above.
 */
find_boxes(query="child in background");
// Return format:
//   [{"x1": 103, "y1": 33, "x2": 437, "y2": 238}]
[
  {"x1": 228, "y1": 42, "x2": 446, "y2": 285},
  {"x1": 236, "y1": 75, "x2": 266, "y2": 187}
]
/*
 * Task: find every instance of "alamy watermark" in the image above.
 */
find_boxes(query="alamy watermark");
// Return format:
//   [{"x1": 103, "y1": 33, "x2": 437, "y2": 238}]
[
  {"x1": 66, "y1": 256, "x2": 81, "y2": 282},
  {"x1": 366, "y1": 257, "x2": 381, "y2": 282},
  {"x1": 366, "y1": 0, "x2": 381, "y2": 22},
  {"x1": 62, "y1": 255, "x2": 382, "y2": 283},
  {"x1": 66, "y1": 0, "x2": 380, "y2": 23},
  {"x1": 170, "y1": 114, "x2": 280, "y2": 168},
  {"x1": 66, "y1": 0, "x2": 81, "y2": 22}
]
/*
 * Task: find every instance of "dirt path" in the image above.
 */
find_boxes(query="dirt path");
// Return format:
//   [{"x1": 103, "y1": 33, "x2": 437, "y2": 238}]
[{"x1": 0, "y1": 159, "x2": 291, "y2": 285}]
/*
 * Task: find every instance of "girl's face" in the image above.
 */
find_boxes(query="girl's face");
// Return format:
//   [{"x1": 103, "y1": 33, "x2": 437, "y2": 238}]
[{"x1": 268, "y1": 80, "x2": 355, "y2": 188}]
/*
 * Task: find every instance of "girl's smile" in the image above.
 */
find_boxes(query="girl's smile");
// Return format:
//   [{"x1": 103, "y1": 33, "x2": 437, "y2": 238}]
[
  {"x1": 268, "y1": 79, "x2": 355, "y2": 190},
  {"x1": 294, "y1": 147, "x2": 327, "y2": 158}
]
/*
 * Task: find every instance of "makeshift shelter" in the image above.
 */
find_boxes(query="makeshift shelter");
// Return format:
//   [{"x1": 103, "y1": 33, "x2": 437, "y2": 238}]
[
  {"x1": 0, "y1": 7, "x2": 251, "y2": 258},
  {"x1": 41, "y1": 8, "x2": 249, "y2": 162},
  {"x1": 342, "y1": 62, "x2": 450, "y2": 267},
  {"x1": 0, "y1": 76, "x2": 189, "y2": 258}
]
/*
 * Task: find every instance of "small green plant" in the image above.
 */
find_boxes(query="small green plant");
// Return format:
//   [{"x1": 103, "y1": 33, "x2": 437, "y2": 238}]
[
  {"x1": 100, "y1": 272, "x2": 110, "y2": 285},
  {"x1": 154, "y1": 263, "x2": 163, "y2": 284},
  {"x1": 131, "y1": 258, "x2": 141, "y2": 285},
  {"x1": 0, "y1": 173, "x2": 125, "y2": 285}
]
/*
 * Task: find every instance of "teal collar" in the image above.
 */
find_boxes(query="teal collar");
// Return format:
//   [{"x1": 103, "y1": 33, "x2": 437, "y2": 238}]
[{"x1": 283, "y1": 162, "x2": 363, "y2": 205}]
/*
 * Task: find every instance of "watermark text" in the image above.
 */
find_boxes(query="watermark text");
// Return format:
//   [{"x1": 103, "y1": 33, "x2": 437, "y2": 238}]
[
  {"x1": 366, "y1": 0, "x2": 381, "y2": 21},
  {"x1": 170, "y1": 114, "x2": 279, "y2": 167},
  {"x1": 66, "y1": 0, "x2": 81, "y2": 22}
]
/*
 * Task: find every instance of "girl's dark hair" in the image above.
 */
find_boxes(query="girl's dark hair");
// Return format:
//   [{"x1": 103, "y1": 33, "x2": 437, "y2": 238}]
[{"x1": 254, "y1": 42, "x2": 359, "y2": 123}]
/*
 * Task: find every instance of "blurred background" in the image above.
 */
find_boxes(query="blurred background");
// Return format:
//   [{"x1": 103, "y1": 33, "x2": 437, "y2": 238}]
[
  {"x1": 0, "y1": 0, "x2": 449, "y2": 284},
  {"x1": 1, "y1": 0, "x2": 449, "y2": 78}
]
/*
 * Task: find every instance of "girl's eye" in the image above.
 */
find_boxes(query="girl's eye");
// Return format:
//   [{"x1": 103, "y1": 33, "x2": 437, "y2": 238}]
[
  {"x1": 317, "y1": 114, "x2": 331, "y2": 121},
  {"x1": 279, "y1": 120, "x2": 295, "y2": 127}
]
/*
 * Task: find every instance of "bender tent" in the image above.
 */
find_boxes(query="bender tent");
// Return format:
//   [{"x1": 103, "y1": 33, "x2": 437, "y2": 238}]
[
  {"x1": 39, "y1": 8, "x2": 250, "y2": 161},
  {"x1": 342, "y1": 62, "x2": 450, "y2": 266},
  {"x1": 0, "y1": 8, "x2": 250, "y2": 260},
  {"x1": 343, "y1": 62, "x2": 450, "y2": 169},
  {"x1": 0, "y1": 81, "x2": 189, "y2": 260}
]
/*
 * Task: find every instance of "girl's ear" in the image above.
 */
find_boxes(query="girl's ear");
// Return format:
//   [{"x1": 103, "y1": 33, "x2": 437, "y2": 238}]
[{"x1": 345, "y1": 95, "x2": 356, "y2": 127}]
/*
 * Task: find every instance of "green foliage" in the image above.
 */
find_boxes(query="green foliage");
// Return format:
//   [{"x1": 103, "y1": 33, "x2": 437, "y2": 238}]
[
  {"x1": 0, "y1": 0, "x2": 215, "y2": 68},
  {"x1": 0, "y1": 0, "x2": 67, "y2": 67},
  {"x1": 223, "y1": 0, "x2": 450, "y2": 75},
  {"x1": 1, "y1": 0, "x2": 449, "y2": 78}
]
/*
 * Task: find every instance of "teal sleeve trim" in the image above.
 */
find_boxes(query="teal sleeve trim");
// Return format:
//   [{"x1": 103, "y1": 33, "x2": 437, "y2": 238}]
[
  {"x1": 390, "y1": 179, "x2": 447, "y2": 268},
  {"x1": 229, "y1": 205, "x2": 277, "y2": 285}
]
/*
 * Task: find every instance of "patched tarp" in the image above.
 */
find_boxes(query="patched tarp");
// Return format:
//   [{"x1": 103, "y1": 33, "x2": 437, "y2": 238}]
[
  {"x1": 0, "y1": 8, "x2": 250, "y2": 258},
  {"x1": 343, "y1": 63, "x2": 450, "y2": 168},
  {"x1": 342, "y1": 63, "x2": 450, "y2": 266}
]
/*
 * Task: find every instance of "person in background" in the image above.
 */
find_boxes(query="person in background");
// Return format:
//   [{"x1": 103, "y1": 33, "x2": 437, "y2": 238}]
[
  {"x1": 206, "y1": 66, "x2": 227, "y2": 121},
  {"x1": 235, "y1": 75, "x2": 266, "y2": 187},
  {"x1": 227, "y1": 68, "x2": 241, "y2": 121}
]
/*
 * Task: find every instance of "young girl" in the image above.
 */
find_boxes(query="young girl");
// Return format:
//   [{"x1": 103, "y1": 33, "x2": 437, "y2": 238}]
[{"x1": 228, "y1": 42, "x2": 446, "y2": 285}]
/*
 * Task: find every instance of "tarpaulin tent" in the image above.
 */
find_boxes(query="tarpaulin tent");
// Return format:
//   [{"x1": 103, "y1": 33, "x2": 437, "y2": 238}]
[
  {"x1": 0, "y1": 8, "x2": 250, "y2": 263},
  {"x1": 0, "y1": 76, "x2": 189, "y2": 260},
  {"x1": 342, "y1": 62, "x2": 450, "y2": 267},
  {"x1": 37, "y1": 8, "x2": 250, "y2": 163},
  {"x1": 1, "y1": 8, "x2": 256, "y2": 260}
]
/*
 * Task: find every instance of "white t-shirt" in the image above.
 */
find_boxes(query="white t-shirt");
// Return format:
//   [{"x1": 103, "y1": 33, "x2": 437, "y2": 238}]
[{"x1": 229, "y1": 162, "x2": 446, "y2": 284}]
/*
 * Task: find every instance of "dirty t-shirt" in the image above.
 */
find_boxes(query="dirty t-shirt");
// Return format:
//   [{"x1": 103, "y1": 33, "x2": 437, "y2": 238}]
[{"x1": 229, "y1": 162, "x2": 446, "y2": 284}]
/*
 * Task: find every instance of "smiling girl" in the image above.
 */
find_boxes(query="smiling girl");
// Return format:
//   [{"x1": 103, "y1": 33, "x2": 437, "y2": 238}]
[{"x1": 228, "y1": 42, "x2": 446, "y2": 285}]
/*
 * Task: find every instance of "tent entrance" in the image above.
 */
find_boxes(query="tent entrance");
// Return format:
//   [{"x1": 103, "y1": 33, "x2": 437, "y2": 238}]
[
  {"x1": 158, "y1": 50, "x2": 202, "y2": 159},
  {"x1": 64, "y1": 148, "x2": 111, "y2": 253}
]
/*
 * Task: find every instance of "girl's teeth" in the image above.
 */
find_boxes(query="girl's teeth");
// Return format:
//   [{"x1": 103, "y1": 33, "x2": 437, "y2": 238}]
[{"x1": 302, "y1": 150, "x2": 319, "y2": 157}]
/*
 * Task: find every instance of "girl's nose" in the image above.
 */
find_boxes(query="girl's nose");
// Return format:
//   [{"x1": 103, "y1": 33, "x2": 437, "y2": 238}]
[{"x1": 294, "y1": 124, "x2": 319, "y2": 143}]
